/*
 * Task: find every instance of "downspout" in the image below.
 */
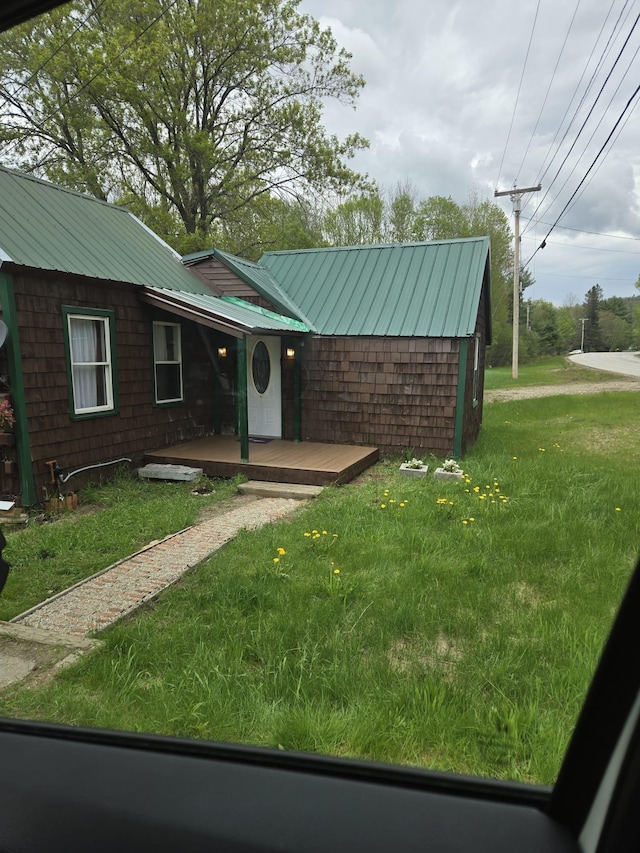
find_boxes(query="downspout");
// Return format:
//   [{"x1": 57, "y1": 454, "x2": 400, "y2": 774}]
[
  {"x1": 453, "y1": 338, "x2": 468, "y2": 460},
  {"x1": 0, "y1": 273, "x2": 36, "y2": 505},
  {"x1": 236, "y1": 336, "x2": 249, "y2": 463}
]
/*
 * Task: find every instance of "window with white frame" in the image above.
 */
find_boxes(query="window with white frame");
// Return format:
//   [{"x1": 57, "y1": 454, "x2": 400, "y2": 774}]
[
  {"x1": 153, "y1": 321, "x2": 183, "y2": 403},
  {"x1": 64, "y1": 308, "x2": 116, "y2": 416}
]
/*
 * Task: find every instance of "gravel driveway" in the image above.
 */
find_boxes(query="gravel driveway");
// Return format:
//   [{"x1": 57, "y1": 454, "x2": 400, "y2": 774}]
[{"x1": 485, "y1": 378, "x2": 640, "y2": 403}]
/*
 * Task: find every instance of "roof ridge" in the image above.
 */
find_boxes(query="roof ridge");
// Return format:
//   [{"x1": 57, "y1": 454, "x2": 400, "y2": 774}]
[
  {"x1": 261, "y1": 236, "x2": 488, "y2": 257},
  {"x1": 0, "y1": 164, "x2": 131, "y2": 213}
]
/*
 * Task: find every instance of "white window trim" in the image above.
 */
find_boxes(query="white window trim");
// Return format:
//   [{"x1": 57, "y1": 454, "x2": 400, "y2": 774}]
[
  {"x1": 67, "y1": 312, "x2": 114, "y2": 416},
  {"x1": 153, "y1": 321, "x2": 184, "y2": 404},
  {"x1": 472, "y1": 334, "x2": 481, "y2": 407}
]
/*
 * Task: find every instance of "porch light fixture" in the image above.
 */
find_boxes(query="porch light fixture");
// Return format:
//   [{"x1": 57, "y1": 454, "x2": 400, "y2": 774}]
[
  {"x1": 285, "y1": 347, "x2": 295, "y2": 358},
  {"x1": 217, "y1": 346, "x2": 227, "y2": 358}
]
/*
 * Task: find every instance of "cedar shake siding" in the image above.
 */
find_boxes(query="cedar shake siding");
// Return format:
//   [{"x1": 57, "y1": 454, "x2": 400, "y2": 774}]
[
  {"x1": 299, "y1": 336, "x2": 461, "y2": 457},
  {"x1": 6, "y1": 271, "x2": 217, "y2": 500},
  {"x1": 186, "y1": 257, "x2": 273, "y2": 310}
]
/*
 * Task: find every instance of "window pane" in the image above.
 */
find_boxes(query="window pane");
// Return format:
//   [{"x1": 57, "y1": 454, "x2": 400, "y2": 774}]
[
  {"x1": 156, "y1": 364, "x2": 181, "y2": 402},
  {"x1": 154, "y1": 324, "x2": 176, "y2": 362}
]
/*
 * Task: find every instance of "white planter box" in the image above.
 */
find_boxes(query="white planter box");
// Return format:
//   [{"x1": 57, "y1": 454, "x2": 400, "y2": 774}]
[
  {"x1": 434, "y1": 468, "x2": 463, "y2": 481},
  {"x1": 399, "y1": 463, "x2": 429, "y2": 477}
]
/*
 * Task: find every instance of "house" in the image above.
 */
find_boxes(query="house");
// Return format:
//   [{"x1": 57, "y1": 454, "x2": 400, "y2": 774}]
[
  {"x1": 0, "y1": 167, "x2": 310, "y2": 505},
  {"x1": 0, "y1": 166, "x2": 490, "y2": 506},
  {"x1": 184, "y1": 238, "x2": 491, "y2": 459}
]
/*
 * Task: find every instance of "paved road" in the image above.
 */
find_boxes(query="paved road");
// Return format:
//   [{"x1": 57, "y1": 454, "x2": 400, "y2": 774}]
[{"x1": 569, "y1": 351, "x2": 640, "y2": 378}]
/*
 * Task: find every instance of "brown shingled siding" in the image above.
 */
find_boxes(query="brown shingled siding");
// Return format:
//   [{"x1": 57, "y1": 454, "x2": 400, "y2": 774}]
[
  {"x1": 186, "y1": 257, "x2": 273, "y2": 309},
  {"x1": 9, "y1": 271, "x2": 217, "y2": 501},
  {"x1": 298, "y1": 336, "x2": 461, "y2": 457}
]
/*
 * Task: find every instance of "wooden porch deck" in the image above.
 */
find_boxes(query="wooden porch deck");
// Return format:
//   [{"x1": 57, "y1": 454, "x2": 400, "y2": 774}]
[{"x1": 144, "y1": 435, "x2": 379, "y2": 486}]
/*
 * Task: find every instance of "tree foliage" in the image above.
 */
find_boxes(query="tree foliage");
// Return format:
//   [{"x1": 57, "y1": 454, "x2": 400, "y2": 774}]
[{"x1": 0, "y1": 0, "x2": 368, "y2": 250}]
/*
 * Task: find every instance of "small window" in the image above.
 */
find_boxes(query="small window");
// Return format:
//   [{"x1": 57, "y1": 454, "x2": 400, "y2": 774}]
[
  {"x1": 251, "y1": 340, "x2": 271, "y2": 395},
  {"x1": 63, "y1": 308, "x2": 116, "y2": 417},
  {"x1": 153, "y1": 322, "x2": 183, "y2": 404},
  {"x1": 472, "y1": 334, "x2": 481, "y2": 406}
]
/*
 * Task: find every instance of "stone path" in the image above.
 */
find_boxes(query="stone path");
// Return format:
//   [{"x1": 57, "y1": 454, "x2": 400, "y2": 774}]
[{"x1": 9, "y1": 496, "x2": 301, "y2": 638}]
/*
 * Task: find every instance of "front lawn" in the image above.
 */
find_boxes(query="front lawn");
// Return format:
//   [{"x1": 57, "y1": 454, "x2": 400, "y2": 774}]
[{"x1": 1, "y1": 391, "x2": 638, "y2": 785}]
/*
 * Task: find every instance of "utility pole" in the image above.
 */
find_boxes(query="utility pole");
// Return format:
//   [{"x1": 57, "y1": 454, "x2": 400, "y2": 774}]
[
  {"x1": 579, "y1": 318, "x2": 588, "y2": 353},
  {"x1": 494, "y1": 184, "x2": 541, "y2": 379}
]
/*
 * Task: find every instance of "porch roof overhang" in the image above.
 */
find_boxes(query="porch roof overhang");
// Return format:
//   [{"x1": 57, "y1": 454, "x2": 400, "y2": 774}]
[{"x1": 139, "y1": 286, "x2": 310, "y2": 339}]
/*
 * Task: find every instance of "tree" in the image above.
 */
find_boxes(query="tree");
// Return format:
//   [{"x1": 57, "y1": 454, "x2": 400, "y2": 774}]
[
  {"x1": 387, "y1": 181, "x2": 418, "y2": 243},
  {"x1": 583, "y1": 284, "x2": 604, "y2": 351},
  {"x1": 413, "y1": 195, "x2": 469, "y2": 241},
  {"x1": 322, "y1": 191, "x2": 384, "y2": 246},
  {"x1": 599, "y1": 310, "x2": 632, "y2": 351},
  {"x1": 528, "y1": 299, "x2": 560, "y2": 355},
  {"x1": 0, "y1": 0, "x2": 368, "y2": 251}
]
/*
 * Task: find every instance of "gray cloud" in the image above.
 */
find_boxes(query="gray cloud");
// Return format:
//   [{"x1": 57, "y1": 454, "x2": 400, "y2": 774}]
[{"x1": 302, "y1": 0, "x2": 640, "y2": 304}]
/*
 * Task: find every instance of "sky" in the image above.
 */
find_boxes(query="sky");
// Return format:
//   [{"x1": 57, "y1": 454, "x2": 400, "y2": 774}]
[{"x1": 300, "y1": 0, "x2": 640, "y2": 306}]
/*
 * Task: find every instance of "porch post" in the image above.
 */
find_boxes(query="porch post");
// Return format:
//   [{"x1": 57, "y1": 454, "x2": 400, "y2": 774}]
[
  {"x1": 293, "y1": 343, "x2": 302, "y2": 443},
  {"x1": 0, "y1": 273, "x2": 36, "y2": 505},
  {"x1": 236, "y1": 335, "x2": 249, "y2": 462}
]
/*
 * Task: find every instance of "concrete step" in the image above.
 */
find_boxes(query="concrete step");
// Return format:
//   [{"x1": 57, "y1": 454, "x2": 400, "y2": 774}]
[
  {"x1": 238, "y1": 480, "x2": 323, "y2": 500},
  {"x1": 138, "y1": 463, "x2": 203, "y2": 482}
]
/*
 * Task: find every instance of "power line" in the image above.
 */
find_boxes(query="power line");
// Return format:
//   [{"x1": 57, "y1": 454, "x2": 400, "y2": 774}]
[
  {"x1": 522, "y1": 218, "x2": 640, "y2": 241},
  {"x1": 0, "y1": 0, "x2": 109, "y2": 114},
  {"x1": 522, "y1": 81, "x2": 640, "y2": 268},
  {"x1": 534, "y1": 0, "x2": 632, "y2": 188},
  {"x1": 1, "y1": 0, "x2": 180, "y2": 162},
  {"x1": 494, "y1": 0, "x2": 541, "y2": 190},
  {"x1": 520, "y1": 237, "x2": 640, "y2": 256},
  {"x1": 514, "y1": 0, "x2": 582, "y2": 186},
  {"x1": 522, "y1": 9, "x2": 640, "y2": 236}
]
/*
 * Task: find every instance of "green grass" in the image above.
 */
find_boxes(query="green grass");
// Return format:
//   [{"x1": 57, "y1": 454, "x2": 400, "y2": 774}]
[
  {"x1": 1, "y1": 392, "x2": 638, "y2": 785},
  {"x1": 483, "y1": 355, "x2": 620, "y2": 390},
  {"x1": 0, "y1": 474, "x2": 242, "y2": 621}
]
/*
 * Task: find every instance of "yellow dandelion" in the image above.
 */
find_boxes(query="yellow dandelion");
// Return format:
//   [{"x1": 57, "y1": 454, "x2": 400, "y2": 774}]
[
  {"x1": 312, "y1": 529, "x2": 318, "y2": 534},
  {"x1": 304, "y1": 532, "x2": 311, "y2": 537},
  {"x1": 469, "y1": 517, "x2": 475, "y2": 522},
  {"x1": 479, "y1": 494, "x2": 486, "y2": 500},
  {"x1": 332, "y1": 533, "x2": 339, "y2": 538},
  {"x1": 473, "y1": 486, "x2": 480, "y2": 493},
  {"x1": 399, "y1": 502, "x2": 405, "y2": 507},
  {"x1": 615, "y1": 507, "x2": 622, "y2": 512},
  {"x1": 462, "y1": 520, "x2": 468, "y2": 525},
  {"x1": 277, "y1": 547, "x2": 286, "y2": 555},
  {"x1": 333, "y1": 568, "x2": 340, "y2": 574},
  {"x1": 380, "y1": 503, "x2": 386, "y2": 509},
  {"x1": 512, "y1": 456, "x2": 518, "y2": 460},
  {"x1": 273, "y1": 557, "x2": 280, "y2": 563},
  {"x1": 322, "y1": 530, "x2": 328, "y2": 535},
  {"x1": 448, "y1": 501, "x2": 454, "y2": 506}
]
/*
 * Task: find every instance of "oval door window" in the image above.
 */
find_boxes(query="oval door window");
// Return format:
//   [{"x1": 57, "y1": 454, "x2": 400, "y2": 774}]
[{"x1": 252, "y1": 341, "x2": 271, "y2": 395}]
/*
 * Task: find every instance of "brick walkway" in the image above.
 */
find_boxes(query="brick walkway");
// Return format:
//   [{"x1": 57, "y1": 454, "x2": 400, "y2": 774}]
[{"x1": 10, "y1": 497, "x2": 301, "y2": 637}]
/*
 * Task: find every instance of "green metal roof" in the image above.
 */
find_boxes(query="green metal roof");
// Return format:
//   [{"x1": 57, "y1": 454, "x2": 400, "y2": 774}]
[
  {"x1": 0, "y1": 166, "x2": 210, "y2": 295},
  {"x1": 259, "y1": 239, "x2": 490, "y2": 338},
  {"x1": 141, "y1": 287, "x2": 309, "y2": 335}
]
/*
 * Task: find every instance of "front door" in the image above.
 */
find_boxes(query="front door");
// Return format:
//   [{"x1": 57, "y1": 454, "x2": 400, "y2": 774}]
[{"x1": 247, "y1": 336, "x2": 282, "y2": 438}]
